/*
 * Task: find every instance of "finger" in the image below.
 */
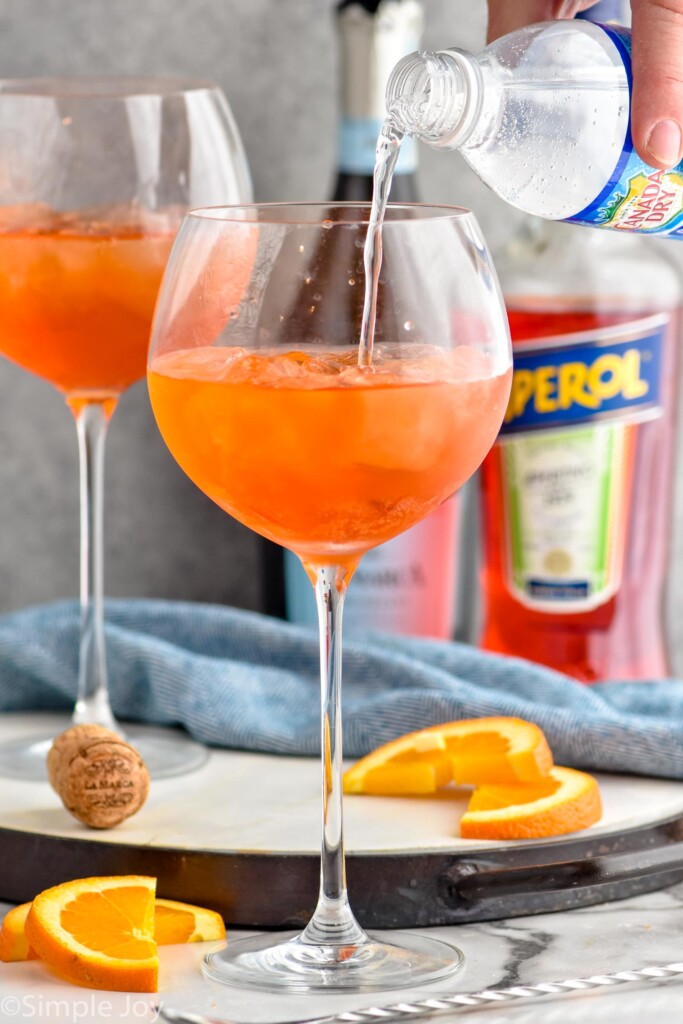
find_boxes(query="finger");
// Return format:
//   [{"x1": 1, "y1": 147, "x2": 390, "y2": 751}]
[
  {"x1": 631, "y1": 0, "x2": 683, "y2": 168},
  {"x1": 487, "y1": 1, "x2": 596, "y2": 42}
]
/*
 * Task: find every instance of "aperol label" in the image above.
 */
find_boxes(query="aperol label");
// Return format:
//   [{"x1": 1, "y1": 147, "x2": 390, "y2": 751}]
[
  {"x1": 500, "y1": 315, "x2": 666, "y2": 435},
  {"x1": 497, "y1": 315, "x2": 666, "y2": 612},
  {"x1": 499, "y1": 422, "x2": 635, "y2": 611}
]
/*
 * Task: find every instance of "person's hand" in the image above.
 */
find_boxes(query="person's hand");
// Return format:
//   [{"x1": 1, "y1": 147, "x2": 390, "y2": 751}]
[{"x1": 487, "y1": 0, "x2": 683, "y2": 170}]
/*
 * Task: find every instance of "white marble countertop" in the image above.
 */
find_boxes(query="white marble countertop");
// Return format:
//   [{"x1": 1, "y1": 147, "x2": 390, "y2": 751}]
[{"x1": 2, "y1": 880, "x2": 683, "y2": 1024}]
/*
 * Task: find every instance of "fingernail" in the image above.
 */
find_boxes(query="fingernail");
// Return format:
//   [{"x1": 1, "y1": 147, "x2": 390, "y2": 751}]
[{"x1": 646, "y1": 119, "x2": 683, "y2": 167}]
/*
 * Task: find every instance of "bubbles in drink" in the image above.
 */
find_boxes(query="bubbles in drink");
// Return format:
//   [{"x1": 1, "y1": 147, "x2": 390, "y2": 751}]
[
  {"x1": 153, "y1": 343, "x2": 502, "y2": 389},
  {"x1": 0, "y1": 202, "x2": 62, "y2": 234},
  {"x1": 0, "y1": 201, "x2": 183, "y2": 238}
]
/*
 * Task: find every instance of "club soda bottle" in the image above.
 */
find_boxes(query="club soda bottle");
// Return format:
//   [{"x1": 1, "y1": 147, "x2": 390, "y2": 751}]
[{"x1": 385, "y1": 18, "x2": 683, "y2": 235}]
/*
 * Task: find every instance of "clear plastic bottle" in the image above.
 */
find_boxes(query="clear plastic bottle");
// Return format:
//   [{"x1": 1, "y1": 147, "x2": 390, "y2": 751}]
[{"x1": 385, "y1": 20, "x2": 683, "y2": 236}]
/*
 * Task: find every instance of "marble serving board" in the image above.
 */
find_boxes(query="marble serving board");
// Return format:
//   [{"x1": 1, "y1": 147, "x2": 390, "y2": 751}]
[{"x1": 1, "y1": 712, "x2": 683, "y2": 927}]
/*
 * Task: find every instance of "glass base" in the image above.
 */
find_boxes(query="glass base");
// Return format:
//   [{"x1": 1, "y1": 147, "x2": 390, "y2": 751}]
[
  {"x1": 124, "y1": 724, "x2": 209, "y2": 779},
  {"x1": 0, "y1": 721, "x2": 209, "y2": 781},
  {"x1": 203, "y1": 929, "x2": 464, "y2": 993}
]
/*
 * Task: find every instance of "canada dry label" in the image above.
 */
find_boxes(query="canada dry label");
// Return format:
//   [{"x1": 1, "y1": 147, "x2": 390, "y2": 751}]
[
  {"x1": 496, "y1": 315, "x2": 667, "y2": 613},
  {"x1": 569, "y1": 25, "x2": 683, "y2": 236}
]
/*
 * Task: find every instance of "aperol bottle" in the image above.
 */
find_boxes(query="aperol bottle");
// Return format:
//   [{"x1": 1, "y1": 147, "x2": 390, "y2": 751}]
[{"x1": 480, "y1": 221, "x2": 680, "y2": 682}]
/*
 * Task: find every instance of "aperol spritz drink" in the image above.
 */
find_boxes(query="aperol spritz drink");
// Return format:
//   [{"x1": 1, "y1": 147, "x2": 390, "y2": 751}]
[
  {"x1": 0, "y1": 206, "x2": 175, "y2": 401},
  {"x1": 0, "y1": 76, "x2": 251, "y2": 781},
  {"x1": 147, "y1": 202, "x2": 512, "y2": 992},
  {"x1": 149, "y1": 344, "x2": 510, "y2": 575}
]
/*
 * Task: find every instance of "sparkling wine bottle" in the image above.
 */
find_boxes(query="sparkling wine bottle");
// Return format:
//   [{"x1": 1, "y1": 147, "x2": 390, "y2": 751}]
[
  {"x1": 282, "y1": 0, "x2": 464, "y2": 640},
  {"x1": 331, "y1": 0, "x2": 421, "y2": 205}
]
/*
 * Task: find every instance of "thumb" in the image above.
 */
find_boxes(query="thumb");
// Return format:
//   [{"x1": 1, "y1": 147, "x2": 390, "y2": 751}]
[{"x1": 631, "y1": 0, "x2": 683, "y2": 169}]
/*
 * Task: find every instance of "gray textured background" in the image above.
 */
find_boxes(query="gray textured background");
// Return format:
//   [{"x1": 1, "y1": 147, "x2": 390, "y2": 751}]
[{"x1": 0, "y1": 1, "x2": 681, "y2": 670}]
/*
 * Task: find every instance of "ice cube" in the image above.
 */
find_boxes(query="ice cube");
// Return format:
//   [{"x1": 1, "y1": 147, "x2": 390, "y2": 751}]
[
  {"x1": 58, "y1": 202, "x2": 183, "y2": 238},
  {"x1": 151, "y1": 346, "x2": 247, "y2": 381},
  {"x1": 252, "y1": 349, "x2": 359, "y2": 387},
  {"x1": 0, "y1": 202, "x2": 63, "y2": 234}
]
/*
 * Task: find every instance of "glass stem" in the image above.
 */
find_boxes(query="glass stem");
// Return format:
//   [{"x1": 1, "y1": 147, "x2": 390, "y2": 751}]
[
  {"x1": 302, "y1": 564, "x2": 366, "y2": 948},
  {"x1": 71, "y1": 401, "x2": 118, "y2": 731}
]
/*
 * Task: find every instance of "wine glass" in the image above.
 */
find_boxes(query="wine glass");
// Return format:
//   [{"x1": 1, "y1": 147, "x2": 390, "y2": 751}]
[
  {"x1": 147, "y1": 202, "x2": 512, "y2": 991},
  {"x1": 0, "y1": 77, "x2": 252, "y2": 780}
]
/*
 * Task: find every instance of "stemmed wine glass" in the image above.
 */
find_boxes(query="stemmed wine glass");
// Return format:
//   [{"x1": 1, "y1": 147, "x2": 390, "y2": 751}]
[
  {"x1": 147, "y1": 202, "x2": 512, "y2": 991},
  {"x1": 0, "y1": 77, "x2": 252, "y2": 780}
]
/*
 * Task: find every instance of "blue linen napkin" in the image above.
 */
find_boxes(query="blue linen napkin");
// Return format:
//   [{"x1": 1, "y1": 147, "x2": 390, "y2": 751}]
[{"x1": 0, "y1": 598, "x2": 681, "y2": 779}]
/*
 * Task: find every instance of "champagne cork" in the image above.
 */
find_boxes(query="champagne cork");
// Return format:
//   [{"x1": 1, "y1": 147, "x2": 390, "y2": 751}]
[{"x1": 47, "y1": 725, "x2": 150, "y2": 829}]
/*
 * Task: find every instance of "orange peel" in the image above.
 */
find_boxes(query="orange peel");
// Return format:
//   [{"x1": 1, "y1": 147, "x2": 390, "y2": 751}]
[
  {"x1": 460, "y1": 765, "x2": 603, "y2": 840},
  {"x1": 0, "y1": 903, "x2": 38, "y2": 962}
]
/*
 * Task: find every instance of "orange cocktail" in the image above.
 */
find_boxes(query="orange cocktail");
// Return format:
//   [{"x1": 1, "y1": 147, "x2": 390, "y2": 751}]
[
  {"x1": 0, "y1": 205, "x2": 175, "y2": 400},
  {"x1": 148, "y1": 344, "x2": 511, "y2": 574}
]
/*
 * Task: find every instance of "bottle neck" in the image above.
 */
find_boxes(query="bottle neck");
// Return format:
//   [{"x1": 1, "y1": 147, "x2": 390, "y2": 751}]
[
  {"x1": 336, "y1": 0, "x2": 422, "y2": 176},
  {"x1": 386, "y1": 46, "x2": 483, "y2": 151}
]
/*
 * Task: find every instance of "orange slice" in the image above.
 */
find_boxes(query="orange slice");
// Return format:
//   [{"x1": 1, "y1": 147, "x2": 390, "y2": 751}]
[
  {"x1": 153, "y1": 898, "x2": 225, "y2": 945},
  {"x1": 343, "y1": 717, "x2": 553, "y2": 796},
  {"x1": 0, "y1": 903, "x2": 38, "y2": 962},
  {"x1": 461, "y1": 766, "x2": 602, "y2": 840},
  {"x1": 24, "y1": 876, "x2": 158, "y2": 992},
  {"x1": 1, "y1": 894, "x2": 226, "y2": 965}
]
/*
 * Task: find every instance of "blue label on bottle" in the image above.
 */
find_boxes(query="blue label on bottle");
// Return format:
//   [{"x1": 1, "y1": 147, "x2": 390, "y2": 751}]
[
  {"x1": 568, "y1": 26, "x2": 683, "y2": 236},
  {"x1": 500, "y1": 316, "x2": 666, "y2": 435},
  {"x1": 339, "y1": 117, "x2": 417, "y2": 175}
]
